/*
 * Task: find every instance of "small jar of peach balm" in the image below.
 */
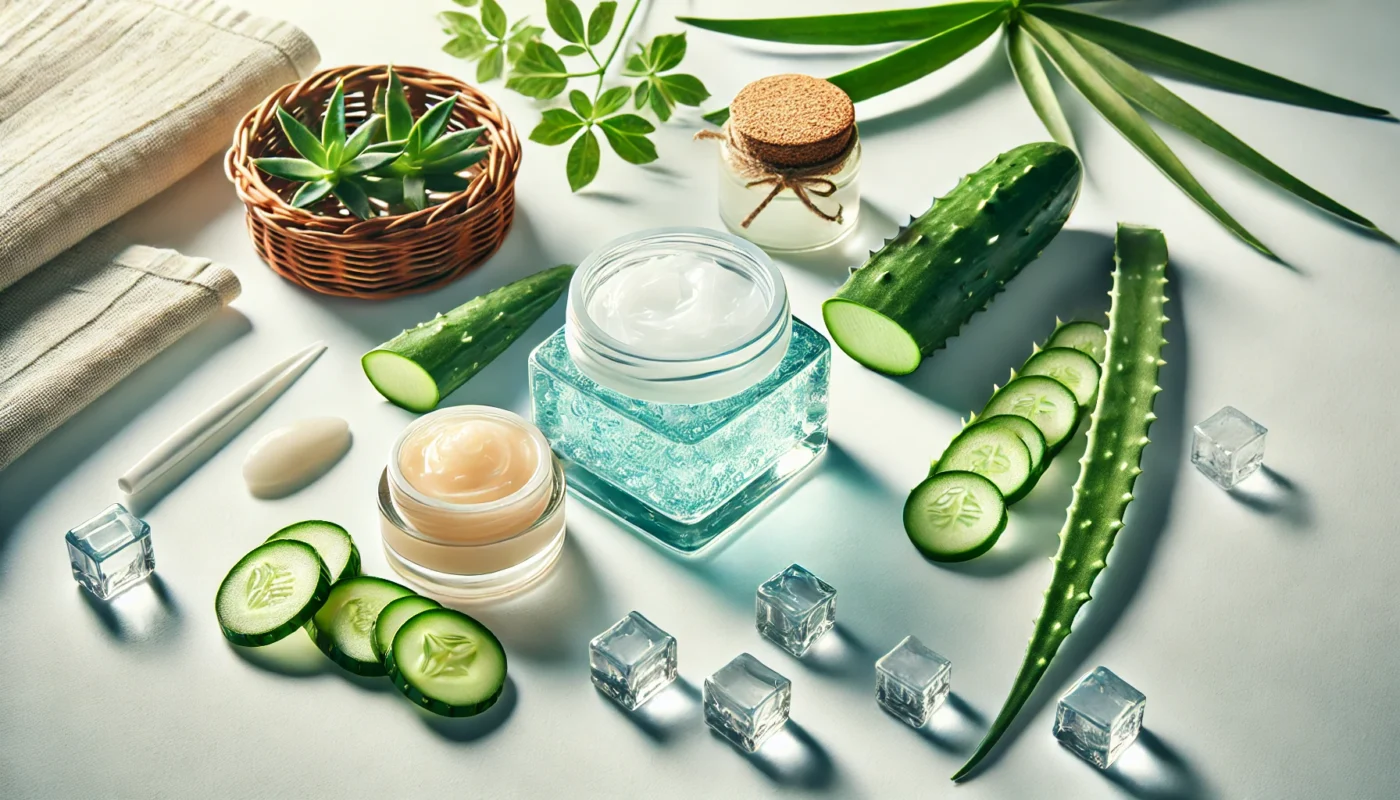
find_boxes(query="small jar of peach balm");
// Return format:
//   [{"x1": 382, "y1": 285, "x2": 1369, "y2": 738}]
[
  {"x1": 700, "y1": 74, "x2": 860, "y2": 252},
  {"x1": 379, "y1": 406, "x2": 565, "y2": 598}
]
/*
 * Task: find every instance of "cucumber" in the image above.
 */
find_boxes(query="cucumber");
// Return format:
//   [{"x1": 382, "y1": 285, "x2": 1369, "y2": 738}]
[
  {"x1": 981, "y1": 375, "x2": 1080, "y2": 454},
  {"x1": 309, "y1": 576, "x2": 416, "y2": 676},
  {"x1": 391, "y1": 608, "x2": 508, "y2": 717},
  {"x1": 266, "y1": 520, "x2": 361, "y2": 583},
  {"x1": 905, "y1": 471, "x2": 1008, "y2": 562},
  {"x1": 362, "y1": 264, "x2": 576, "y2": 412},
  {"x1": 971, "y1": 413, "x2": 1047, "y2": 479},
  {"x1": 216, "y1": 540, "x2": 331, "y2": 647},
  {"x1": 933, "y1": 419, "x2": 1034, "y2": 502},
  {"x1": 822, "y1": 142, "x2": 1081, "y2": 375},
  {"x1": 1045, "y1": 320, "x2": 1107, "y2": 364},
  {"x1": 1019, "y1": 346, "x2": 1102, "y2": 409},
  {"x1": 374, "y1": 595, "x2": 441, "y2": 671}
]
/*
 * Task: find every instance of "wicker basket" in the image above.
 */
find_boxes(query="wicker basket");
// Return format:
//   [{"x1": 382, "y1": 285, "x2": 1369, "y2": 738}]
[{"x1": 226, "y1": 65, "x2": 521, "y2": 299}]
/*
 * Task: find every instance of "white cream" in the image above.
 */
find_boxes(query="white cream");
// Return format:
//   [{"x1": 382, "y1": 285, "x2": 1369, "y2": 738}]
[
  {"x1": 242, "y1": 417, "x2": 351, "y2": 498},
  {"x1": 586, "y1": 252, "x2": 768, "y2": 358}
]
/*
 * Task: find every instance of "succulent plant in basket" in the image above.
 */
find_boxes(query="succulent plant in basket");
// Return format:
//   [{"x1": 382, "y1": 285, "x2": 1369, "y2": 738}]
[
  {"x1": 253, "y1": 69, "x2": 489, "y2": 219},
  {"x1": 363, "y1": 67, "x2": 491, "y2": 212},
  {"x1": 253, "y1": 81, "x2": 400, "y2": 220}
]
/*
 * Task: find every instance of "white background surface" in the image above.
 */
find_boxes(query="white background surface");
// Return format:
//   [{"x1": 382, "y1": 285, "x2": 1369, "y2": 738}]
[{"x1": 2, "y1": 1, "x2": 1398, "y2": 797}]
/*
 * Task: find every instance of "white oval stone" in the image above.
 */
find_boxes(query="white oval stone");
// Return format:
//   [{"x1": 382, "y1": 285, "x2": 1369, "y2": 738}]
[{"x1": 243, "y1": 417, "x2": 351, "y2": 498}]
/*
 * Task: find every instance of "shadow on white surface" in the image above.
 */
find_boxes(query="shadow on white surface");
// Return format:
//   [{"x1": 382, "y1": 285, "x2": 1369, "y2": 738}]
[
  {"x1": 916, "y1": 691, "x2": 987, "y2": 755},
  {"x1": 1227, "y1": 465, "x2": 1311, "y2": 531},
  {"x1": 722, "y1": 719, "x2": 838, "y2": 790},
  {"x1": 599, "y1": 676, "x2": 703, "y2": 744},
  {"x1": 1102, "y1": 729, "x2": 1215, "y2": 800},
  {"x1": 419, "y1": 676, "x2": 519, "y2": 744},
  {"x1": 227, "y1": 624, "x2": 330, "y2": 677},
  {"x1": 797, "y1": 622, "x2": 877, "y2": 682},
  {"x1": 78, "y1": 573, "x2": 182, "y2": 645}
]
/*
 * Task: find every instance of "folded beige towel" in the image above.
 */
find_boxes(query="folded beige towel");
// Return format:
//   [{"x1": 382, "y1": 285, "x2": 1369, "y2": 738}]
[{"x1": 0, "y1": 0, "x2": 319, "y2": 469}]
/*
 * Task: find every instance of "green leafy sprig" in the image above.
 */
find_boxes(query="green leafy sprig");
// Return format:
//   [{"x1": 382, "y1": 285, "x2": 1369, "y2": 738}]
[
  {"x1": 680, "y1": 0, "x2": 1394, "y2": 255},
  {"x1": 440, "y1": 0, "x2": 709, "y2": 191},
  {"x1": 366, "y1": 67, "x2": 490, "y2": 211}
]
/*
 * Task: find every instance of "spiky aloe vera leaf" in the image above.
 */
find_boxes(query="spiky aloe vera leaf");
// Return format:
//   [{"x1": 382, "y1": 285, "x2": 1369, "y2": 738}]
[
  {"x1": 953, "y1": 223, "x2": 1169, "y2": 781},
  {"x1": 823, "y1": 142, "x2": 1082, "y2": 376}
]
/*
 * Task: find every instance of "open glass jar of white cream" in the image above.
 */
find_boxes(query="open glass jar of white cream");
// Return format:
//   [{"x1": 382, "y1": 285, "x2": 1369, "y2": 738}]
[
  {"x1": 380, "y1": 406, "x2": 565, "y2": 598},
  {"x1": 529, "y1": 228, "x2": 830, "y2": 553}
]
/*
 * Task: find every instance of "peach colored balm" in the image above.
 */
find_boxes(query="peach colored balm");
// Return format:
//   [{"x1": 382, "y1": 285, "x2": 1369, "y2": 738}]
[{"x1": 381, "y1": 406, "x2": 565, "y2": 598}]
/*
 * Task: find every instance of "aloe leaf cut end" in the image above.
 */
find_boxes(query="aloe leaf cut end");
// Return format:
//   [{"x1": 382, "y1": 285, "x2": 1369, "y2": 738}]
[{"x1": 953, "y1": 222, "x2": 1170, "y2": 782}]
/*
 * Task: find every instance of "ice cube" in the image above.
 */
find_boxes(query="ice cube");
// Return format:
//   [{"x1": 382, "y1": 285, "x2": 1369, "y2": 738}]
[
  {"x1": 65, "y1": 503, "x2": 154, "y2": 600},
  {"x1": 876, "y1": 635, "x2": 952, "y2": 727},
  {"x1": 1191, "y1": 406, "x2": 1267, "y2": 490},
  {"x1": 1054, "y1": 666, "x2": 1146, "y2": 769},
  {"x1": 756, "y1": 564, "x2": 836, "y2": 657},
  {"x1": 589, "y1": 611, "x2": 677, "y2": 710},
  {"x1": 703, "y1": 653, "x2": 791, "y2": 752}
]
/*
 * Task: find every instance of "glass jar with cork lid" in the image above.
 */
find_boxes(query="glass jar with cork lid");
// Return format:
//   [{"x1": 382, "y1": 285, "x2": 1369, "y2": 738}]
[{"x1": 700, "y1": 74, "x2": 860, "y2": 252}]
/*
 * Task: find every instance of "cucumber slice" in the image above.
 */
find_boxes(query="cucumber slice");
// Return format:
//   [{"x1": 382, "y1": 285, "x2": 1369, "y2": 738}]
[
  {"x1": 1021, "y1": 346, "x2": 1102, "y2": 409},
  {"x1": 933, "y1": 419, "x2": 1034, "y2": 502},
  {"x1": 1046, "y1": 320, "x2": 1107, "y2": 364},
  {"x1": 266, "y1": 520, "x2": 361, "y2": 583},
  {"x1": 375, "y1": 595, "x2": 441, "y2": 671},
  {"x1": 975, "y1": 413, "x2": 1047, "y2": 478},
  {"x1": 904, "y1": 471, "x2": 1008, "y2": 562},
  {"x1": 309, "y1": 576, "x2": 416, "y2": 676},
  {"x1": 982, "y1": 375, "x2": 1081, "y2": 454},
  {"x1": 216, "y1": 540, "x2": 331, "y2": 647},
  {"x1": 821, "y1": 300, "x2": 922, "y2": 375},
  {"x1": 391, "y1": 608, "x2": 508, "y2": 717}
]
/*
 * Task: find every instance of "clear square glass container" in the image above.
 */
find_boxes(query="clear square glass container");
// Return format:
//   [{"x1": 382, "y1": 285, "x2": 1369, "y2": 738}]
[{"x1": 529, "y1": 228, "x2": 830, "y2": 553}]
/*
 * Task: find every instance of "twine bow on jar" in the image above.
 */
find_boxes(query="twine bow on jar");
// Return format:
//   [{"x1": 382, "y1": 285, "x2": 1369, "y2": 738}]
[{"x1": 696, "y1": 125, "x2": 854, "y2": 229}]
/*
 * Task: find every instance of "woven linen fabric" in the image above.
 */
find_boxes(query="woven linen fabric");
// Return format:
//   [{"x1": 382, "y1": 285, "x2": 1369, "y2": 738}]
[
  {"x1": 0, "y1": 240, "x2": 241, "y2": 470},
  {"x1": 0, "y1": 0, "x2": 320, "y2": 289},
  {"x1": 0, "y1": 0, "x2": 318, "y2": 469}
]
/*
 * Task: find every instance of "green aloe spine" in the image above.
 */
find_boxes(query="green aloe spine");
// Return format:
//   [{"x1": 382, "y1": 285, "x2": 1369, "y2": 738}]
[{"x1": 953, "y1": 223, "x2": 1170, "y2": 781}]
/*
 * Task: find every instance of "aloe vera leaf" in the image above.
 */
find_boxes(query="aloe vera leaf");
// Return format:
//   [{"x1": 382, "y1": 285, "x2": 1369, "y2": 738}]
[
  {"x1": 332, "y1": 180, "x2": 373, "y2": 220},
  {"x1": 1007, "y1": 22, "x2": 1076, "y2": 151},
  {"x1": 322, "y1": 82, "x2": 346, "y2": 147},
  {"x1": 953, "y1": 222, "x2": 1170, "y2": 782},
  {"x1": 703, "y1": 8, "x2": 1007, "y2": 126},
  {"x1": 385, "y1": 68, "x2": 415, "y2": 141},
  {"x1": 1066, "y1": 32, "x2": 1388, "y2": 237},
  {"x1": 1022, "y1": 15, "x2": 1274, "y2": 257},
  {"x1": 343, "y1": 115, "x2": 385, "y2": 162},
  {"x1": 275, "y1": 106, "x2": 327, "y2": 167},
  {"x1": 678, "y1": 2, "x2": 1007, "y2": 46},
  {"x1": 1030, "y1": 6, "x2": 1391, "y2": 118}
]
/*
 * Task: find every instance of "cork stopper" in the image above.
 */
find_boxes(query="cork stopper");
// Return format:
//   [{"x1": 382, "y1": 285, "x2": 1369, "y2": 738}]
[{"x1": 728, "y1": 74, "x2": 855, "y2": 168}]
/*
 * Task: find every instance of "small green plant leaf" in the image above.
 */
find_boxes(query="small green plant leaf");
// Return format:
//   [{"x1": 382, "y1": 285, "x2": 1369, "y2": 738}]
[
  {"x1": 1067, "y1": 31, "x2": 1386, "y2": 236},
  {"x1": 1006, "y1": 22, "x2": 1076, "y2": 151},
  {"x1": 419, "y1": 127, "x2": 485, "y2": 162},
  {"x1": 558, "y1": 44, "x2": 587, "y2": 56},
  {"x1": 439, "y1": 11, "x2": 485, "y2": 38},
  {"x1": 633, "y1": 81, "x2": 650, "y2": 111},
  {"x1": 1023, "y1": 15, "x2": 1272, "y2": 256},
  {"x1": 322, "y1": 81, "x2": 347, "y2": 147},
  {"x1": 423, "y1": 148, "x2": 489, "y2": 173},
  {"x1": 404, "y1": 174, "x2": 428, "y2": 211},
  {"x1": 384, "y1": 69, "x2": 414, "y2": 141},
  {"x1": 599, "y1": 114, "x2": 657, "y2": 164},
  {"x1": 444, "y1": 33, "x2": 487, "y2": 59},
  {"x1": 702, "y1": 107, "x2": 729, "y2": 126},
  {"x1": 480, "y1": 0, "x2": 507, "y2": 38},
  {"x1": 1030, "y1": 5, "x2": 1391, "y2": 118},
  {"x1": 341, "y1": 151, "x2": 402, "y2": 177},
  {"x1": 595, "y1": 85, "x2": 631, "y2": 117},
  {"x1": 253, "y1": 157, "x2": 329, "y2": 182},
  {"x1": 507, "y1": 40, "x2": 571, "y2": 98},
  {"x1": 587, "y1": 1, "x2": 616, "y2": 45},
  {"x1": 507, "y1": 20, "x2": 545, "y2": 62},
  {"x1": 643, "y1": 33, "x2": 687, "y2": 73},
  {"x1": 343, "y1": 116, "x2": 385, "y2": 162},
  {"x1": 290, "y1": 179, "x2": 334, "y2": 208},
  {"x1": 411, "y1": 96, "x2": 458, "y2": 152},
  {"x1": 567, "y1": 128, "x2": 601, "y2": 191},
  {"x1": 569, "y1": 89, "x2": 594, "y2": 119},
  {"x1": 451, "y1": 0, "x2": 479, "y2": 7},
  {"x1": 678, "y1": 2, "x2": 1007, "y2": 46},
  {"x1": 332, "y1": 180, "x2": 373, "y2": 219},
  {"x1": 478, "y1": 45, "x2": 506, "y2": 81},
  {"x1": 647, "y1": 79, "x2": 672, "y2": 122},
  {"x1": 275, "y1": 106, "x2": 327, "y2": 167},
  {"x1": 660, "y1": 73, "x2": 709, "y2": 106},
  {"x1": 530, "y1": 108, "x2": 587, "y2": 145},
  {"x1": 545, "y1": 0, "x2": 588, "y2": 44}
]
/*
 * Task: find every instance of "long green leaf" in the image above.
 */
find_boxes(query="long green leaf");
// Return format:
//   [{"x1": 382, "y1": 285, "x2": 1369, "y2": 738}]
[
  {"x1": 703, "y1": 7, "x2": 1006, "y2": 125},
  {"x1": 1066, "y1": 30, "x2": 1387, "y2": 237},
  {"x1": 1006, "y1": 22, "x2": 1075, "y2": 151},
  {"x1": 1031, "y1": 6, "x2": 1391, "y2": 118},
  {"x1": 678, "y1": 2, "x2": 1007, "y2": 46},
  {"x1": 1022, "y1": 15, "x2": 1273, "y2": 256},
  {"x1": 322, "y1": 82, "x2": 346, "y2": 147},
  {"x1": 275, "y1": 106, "x2": 326, "y2": 167},
  {"x1": 332, "y1": 180, "x2": 373, "y2": 220}
]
